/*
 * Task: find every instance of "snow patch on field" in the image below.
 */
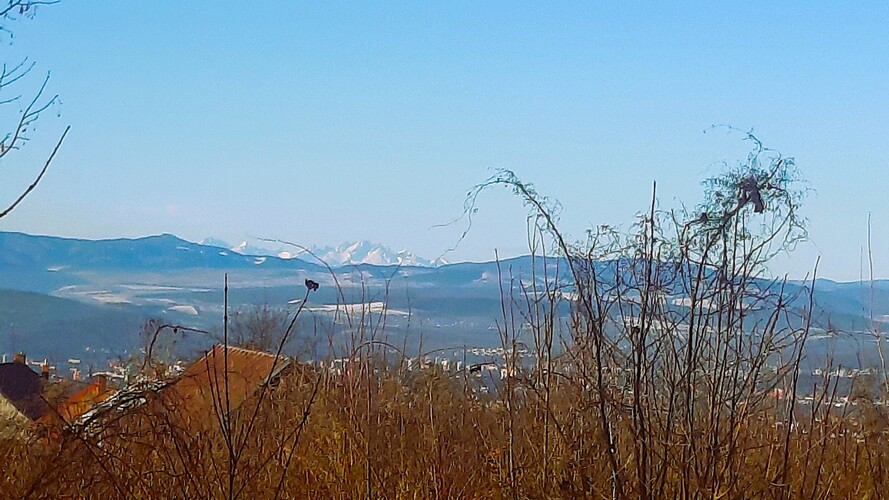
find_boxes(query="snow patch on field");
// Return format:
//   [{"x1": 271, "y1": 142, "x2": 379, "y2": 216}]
[
  {"x1": 89, "y1": 292, "x2": 132, "y2": 304},
  {"x1": 121, "y1": 284, "x2": 183, "y2": 292},
  {"x1": 168, "y1": 305, "x2": 199, "y2": 315},
  {"x1": 295, "y1": 301, "x2": 410, "y2": 317}
]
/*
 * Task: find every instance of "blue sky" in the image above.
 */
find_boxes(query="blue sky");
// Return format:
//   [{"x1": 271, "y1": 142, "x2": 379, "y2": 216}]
[{"x1": 1, "y1": 2, "x2": 887, "y2": 280}]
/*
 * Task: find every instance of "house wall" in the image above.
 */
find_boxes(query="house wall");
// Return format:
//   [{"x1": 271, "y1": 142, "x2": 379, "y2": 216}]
[{"x1": 0, "y1": 393, "x2": 31, "y2": 440}]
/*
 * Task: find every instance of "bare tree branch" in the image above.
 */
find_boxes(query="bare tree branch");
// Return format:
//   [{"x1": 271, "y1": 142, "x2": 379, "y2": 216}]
[{"x1": 0, "y1": 123, "x2": 68, "y2": 218}]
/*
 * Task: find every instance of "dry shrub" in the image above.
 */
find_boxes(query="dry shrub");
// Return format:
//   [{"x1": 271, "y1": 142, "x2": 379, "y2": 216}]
[
  {"x1": 0, "y1": 346, "x2": 888, "y2": 498},
  {"x1": 4, "y1": 135, "x2": 889, "y2": 498}
]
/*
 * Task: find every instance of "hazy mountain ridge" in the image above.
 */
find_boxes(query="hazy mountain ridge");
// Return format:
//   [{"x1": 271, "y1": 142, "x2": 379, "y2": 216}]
[
  {"x1": 1, "y1": 231, "x2": 888, "y2": 368},
  {"x1": 0, "y1": 232, "x2": 318, "y2": 272}
]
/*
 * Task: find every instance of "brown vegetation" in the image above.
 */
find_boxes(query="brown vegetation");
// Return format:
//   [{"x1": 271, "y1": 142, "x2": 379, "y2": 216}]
[
  {"x1": 0, "y1": 348, "x2": 887, "y2": 499},
  {"x1": 2, "y1": 135, "x2": 886, "y2": 498}
]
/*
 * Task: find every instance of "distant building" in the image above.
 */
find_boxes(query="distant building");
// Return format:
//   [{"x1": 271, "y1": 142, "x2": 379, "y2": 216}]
[
  {"x1": 53, "y1": 375, "x2": 116, "y2": 425},
  {"x1": 0, "y1": 351, "x2": 121, "y2": 440}
]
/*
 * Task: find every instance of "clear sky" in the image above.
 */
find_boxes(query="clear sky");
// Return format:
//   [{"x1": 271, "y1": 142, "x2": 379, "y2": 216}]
[{"x1": 0, "y1": 2, "x2": 887, "y2": 280}]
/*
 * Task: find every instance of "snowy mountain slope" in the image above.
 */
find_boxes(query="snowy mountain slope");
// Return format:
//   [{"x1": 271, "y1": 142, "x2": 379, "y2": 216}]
[{"x1": 202, "y1": 237, "x2": 447, "y2": 268}]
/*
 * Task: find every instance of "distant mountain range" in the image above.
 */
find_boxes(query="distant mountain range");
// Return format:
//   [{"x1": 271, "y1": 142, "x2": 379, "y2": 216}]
[
  {"x1": 0, "y1": 231, "x2": 888, "y2": 372},
  {"x1": 200, "y1": 237, "x2": 448, "y2": 268}
]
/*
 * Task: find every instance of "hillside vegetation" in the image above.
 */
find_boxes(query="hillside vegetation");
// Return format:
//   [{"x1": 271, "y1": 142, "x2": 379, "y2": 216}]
[{"x1": 3, "y1": 137, "x2": 889, "y2": 499}]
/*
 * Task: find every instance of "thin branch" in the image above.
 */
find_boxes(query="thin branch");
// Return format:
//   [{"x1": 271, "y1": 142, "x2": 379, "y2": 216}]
[{"x1": 0, "y1": 123, "x2": 68, "y2": 218}]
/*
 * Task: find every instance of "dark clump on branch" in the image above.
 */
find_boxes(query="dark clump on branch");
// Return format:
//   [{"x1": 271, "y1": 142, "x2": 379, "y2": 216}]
[{"x1": 738, "y1": 175, "x2": 766, "y2": 213}]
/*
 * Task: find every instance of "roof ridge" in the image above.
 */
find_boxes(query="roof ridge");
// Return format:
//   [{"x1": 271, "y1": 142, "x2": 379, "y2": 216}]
[{"x1": 211, "y1": 344, "x2": 286, "y2": 360}]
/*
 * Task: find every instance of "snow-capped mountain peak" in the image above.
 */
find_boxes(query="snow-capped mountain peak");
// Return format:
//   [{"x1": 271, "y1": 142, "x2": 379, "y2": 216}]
[
  {"x1": 315, "y1": 240, "x2": 440, "y2": 267},
  {"x1": 199, "y1": 237, "x2": 446, "y2": 267}
]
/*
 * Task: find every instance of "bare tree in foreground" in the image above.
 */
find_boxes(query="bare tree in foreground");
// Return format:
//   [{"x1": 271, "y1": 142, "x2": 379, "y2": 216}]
[
  {"x1": 0, "y1": 0, "x2": 69, "y2": 220},
  {"x1": 9, "y1": 133, "x2": 889, "y2": 498}
]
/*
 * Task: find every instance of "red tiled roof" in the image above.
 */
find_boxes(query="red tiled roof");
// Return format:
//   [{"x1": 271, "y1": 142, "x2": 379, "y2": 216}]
[
  {"x1": 167, "y1": 345, "x2": 291, "y2": 420},
  {"x1": 55, "y1": 376, "x2": 116, "y2": 424}
]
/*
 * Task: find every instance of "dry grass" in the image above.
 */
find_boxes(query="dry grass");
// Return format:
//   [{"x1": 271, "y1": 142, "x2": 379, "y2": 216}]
[
  {"x1": 1, "y1": 353, "x2": 888, "y2": 499},
  {"x1": 3, "y1": 136, "x2": 883, "y2": 498}
]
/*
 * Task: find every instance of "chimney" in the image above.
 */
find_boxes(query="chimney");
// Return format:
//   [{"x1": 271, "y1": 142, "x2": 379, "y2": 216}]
[
  {"x1": 41, "y1": 363, "x2": 50, "y2": 380},
  {"x1": 13, "y1": 352, "x2": 26, "y2": 364}
]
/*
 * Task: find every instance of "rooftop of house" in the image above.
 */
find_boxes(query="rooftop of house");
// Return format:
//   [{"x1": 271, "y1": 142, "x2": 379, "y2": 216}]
[
  {"x1": 69, "y1": 345, "x2": 294, "y2": 434},
  {"x1": 169, "y1": 344, "x2": 292, "y2": 414},
  {"x1": 0, "y1": 359, "x2": 48, "y2": 420},
  {"x1": 49, "y1": 375, "x2": 117, "y2": 425}
]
